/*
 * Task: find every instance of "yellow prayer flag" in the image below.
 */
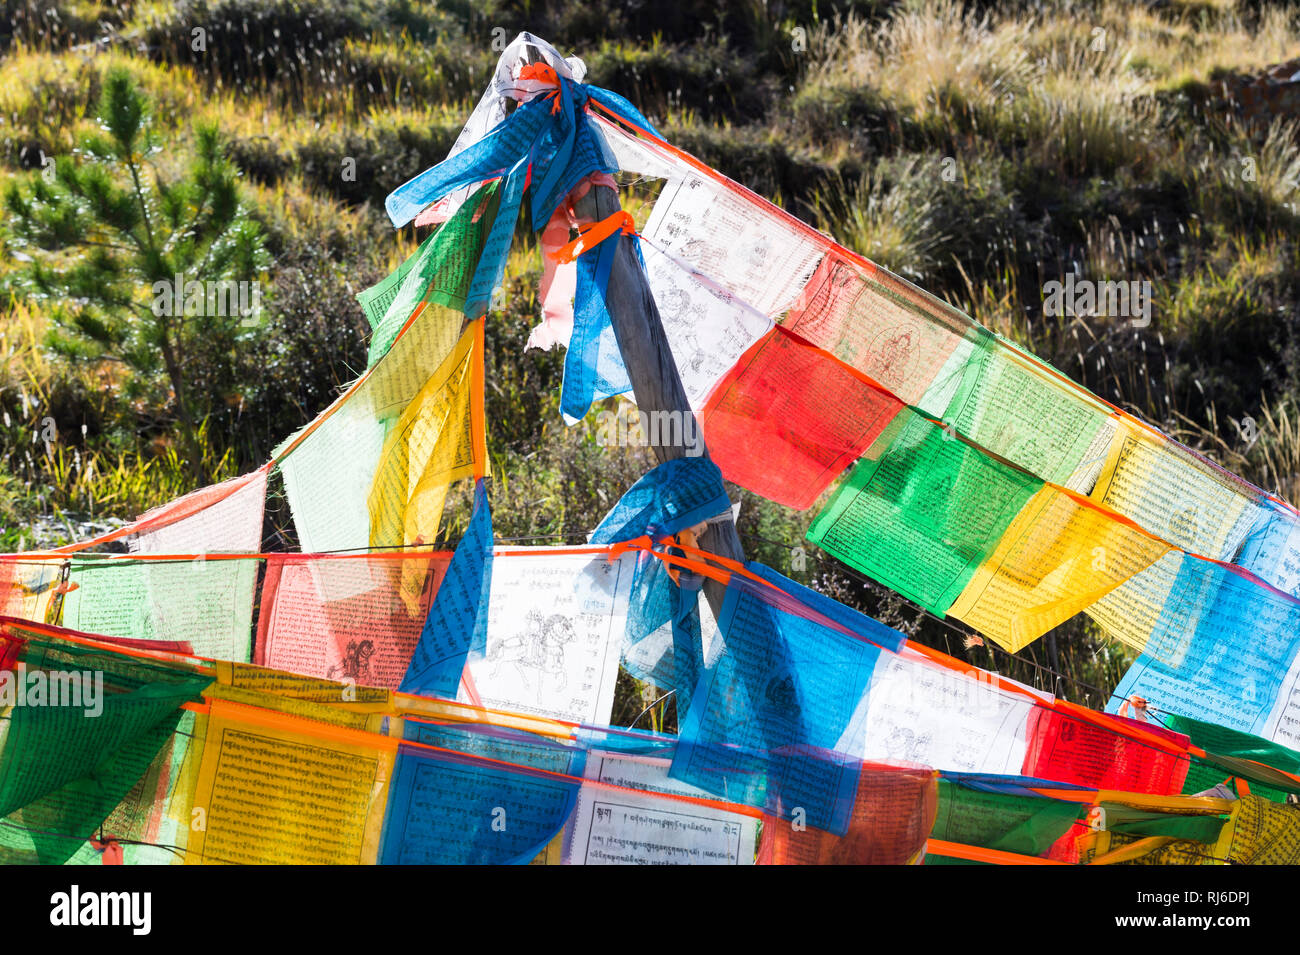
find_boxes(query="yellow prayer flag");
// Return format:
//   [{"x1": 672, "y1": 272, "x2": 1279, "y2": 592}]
[
  {"x1": 1221, "y1": 793, "x2": 1300, "y2": 864},
  {"x1": 368, "y1": 320, "x2": 487, "y2": 550},
  {"x1": 1089, "y1": 419, "x2": 1256, "y2": 560},
  {"x1": 184, "y1": 700, "x2": 395, "y2": 865},
  {"x1": 949, "y1": 485, "x2": 1171, "y2": 652}
]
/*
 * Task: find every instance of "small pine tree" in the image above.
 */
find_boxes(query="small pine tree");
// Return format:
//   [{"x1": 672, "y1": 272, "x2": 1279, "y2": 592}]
[{"x1": 4, "y1": 68, "x2": 269, "y2": 483}]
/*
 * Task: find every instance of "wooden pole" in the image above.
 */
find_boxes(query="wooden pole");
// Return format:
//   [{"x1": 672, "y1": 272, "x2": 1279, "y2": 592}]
[{"x1": 571, "y1": 184, "x2": 745, "y2": 620}]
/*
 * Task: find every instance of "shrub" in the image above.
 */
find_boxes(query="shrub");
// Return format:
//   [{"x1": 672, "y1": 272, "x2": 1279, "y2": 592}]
[
  {"x1": 230, "y1": 240, "x2": 373, "y2": 467},
  {"x1": 4, "y1": 69, "x2": 269, "y2": 483},
  {"x1": 812, "y1": 150, "x2": 1031, "y2": 296}
]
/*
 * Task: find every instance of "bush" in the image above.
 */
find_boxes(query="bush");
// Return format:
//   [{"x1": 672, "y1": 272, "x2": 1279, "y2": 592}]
[
  {"x1": 787, "y1": 80, "x2": 905, "y2": 155},
  {"x1": 139, "y1": 0, "x2": 487, "y2": 111},
  {"x1": 665, "y1": 123, "x2": 835, "y2": 214},
  {"x1": 813, "y1": 150, "x2": 1033, "y2": 296},
  {"x1": 295, "y1": 122, "x2": 460, "y2": 206},
  {"x1": 0, "y1": 0, "x2": 121, "y2": 53},
  {"x1": 142, "y1": 0, "x2": 376, "y2": 93},
  {"x1": 585, "y1": 40, "x2": 776, "y2": 124},
  {"x1": 230, "y1": 240, "x2": 374, "y2": 467},
  {"x1": 1164, "y1": 254, "x2": 1286, "y2": 425}
]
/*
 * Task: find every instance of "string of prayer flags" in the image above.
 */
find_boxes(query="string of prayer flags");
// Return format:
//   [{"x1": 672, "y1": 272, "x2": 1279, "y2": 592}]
[
  {"x1": 17, "y1": 540, "x2": 1300, "y2": 859},
  {"x1": 570, "y1": 93, "x2": 1300, "y2": 714},
  {"x1": 12, "y1": 591, "x2": 1300, "y2": 865},
  {"x1": 801, "y1": 396, "x2": 1300, "y2": 706},
  {"x1": 599, "y1": 96, "x2": 1290, "y2": 574},
  {"x1": 0, "y1": 619, "x2": 753, "y2": 865}
]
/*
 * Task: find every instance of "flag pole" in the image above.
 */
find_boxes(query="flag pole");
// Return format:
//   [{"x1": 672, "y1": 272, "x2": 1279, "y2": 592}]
[{"x1": 571, "y1": 184, "x2": 746, "y2": 619}]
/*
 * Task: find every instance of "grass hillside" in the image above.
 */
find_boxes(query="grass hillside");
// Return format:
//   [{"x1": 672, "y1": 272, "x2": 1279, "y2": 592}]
[{"x1": 3, "y1": 0, "x2": 1299, "y2": 716}]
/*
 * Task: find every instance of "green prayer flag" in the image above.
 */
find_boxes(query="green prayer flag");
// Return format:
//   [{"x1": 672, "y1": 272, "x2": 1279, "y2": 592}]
[
  {"x1": 360, "y1": 181, "x2": 501, "y2": 368},
  {"x1": 808, "y1": 410, "x2": 1042, "y2": 613},
  {"x1": 927, "y1": 779, "x2": 1080, "y2": 859}
]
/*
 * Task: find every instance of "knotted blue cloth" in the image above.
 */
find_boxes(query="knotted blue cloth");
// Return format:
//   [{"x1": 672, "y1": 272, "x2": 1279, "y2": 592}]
[{"x1": 384, "y1": 74, "x2": 661, "y2": 422}]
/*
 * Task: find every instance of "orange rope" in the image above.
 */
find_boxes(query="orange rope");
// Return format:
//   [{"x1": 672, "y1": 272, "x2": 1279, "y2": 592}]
[{"x1": 548, "y1": 210, "x2": 637, "y2": 263}]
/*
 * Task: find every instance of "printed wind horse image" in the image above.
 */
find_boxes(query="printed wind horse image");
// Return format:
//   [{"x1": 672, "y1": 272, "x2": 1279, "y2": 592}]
[
  {"x1": 487, "y1": 610, "x2": 574, "y2": 704},
  {"x1": 6, "y1": 13, "x2": 1300, "y2": 869}
]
